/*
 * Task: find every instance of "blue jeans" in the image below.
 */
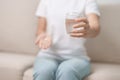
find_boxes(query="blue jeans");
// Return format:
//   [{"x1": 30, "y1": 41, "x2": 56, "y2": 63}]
[{"x1": 33, "y1": 55, "x2": 91, "y2": 80}]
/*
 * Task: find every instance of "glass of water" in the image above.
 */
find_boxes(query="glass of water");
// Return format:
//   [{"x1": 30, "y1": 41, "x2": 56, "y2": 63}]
[{"x1": 65, "y1": 12, "x2": 84, "y2": 34}]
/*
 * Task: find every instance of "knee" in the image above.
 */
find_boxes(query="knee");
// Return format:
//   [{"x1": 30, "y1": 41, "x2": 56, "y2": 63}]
[
  {"x1": 33, "y1": 65, "x2": 57, "y2": 80},
  {"x1": 36, "y1": 66, "x2": 56, "y2": 74},
  {"x1": 56, "y1": 63, "x2": 75, "y2": 76},
  {"x1": 33, "y1": 69, "x2": 56, "y2": 80}
]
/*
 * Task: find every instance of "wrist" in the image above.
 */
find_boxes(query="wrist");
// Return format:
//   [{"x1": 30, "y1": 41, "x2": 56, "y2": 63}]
[
  {"x1": 36, "y1": 31, "x2": 46, "y2": 37},
  {"x1": 86, "y1": 26, "x2": 99, "y2": 38}
]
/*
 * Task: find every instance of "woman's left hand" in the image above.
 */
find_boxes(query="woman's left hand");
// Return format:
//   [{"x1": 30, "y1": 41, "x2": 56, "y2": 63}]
[{"x1": 70, "y1": 17, "x2": 90, "y2": 38}]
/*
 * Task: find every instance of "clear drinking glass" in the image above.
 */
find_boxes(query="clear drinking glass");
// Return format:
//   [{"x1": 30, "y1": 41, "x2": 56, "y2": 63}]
[{"x1": 65, "y1": 12, "x2": 84, "y2": 34}]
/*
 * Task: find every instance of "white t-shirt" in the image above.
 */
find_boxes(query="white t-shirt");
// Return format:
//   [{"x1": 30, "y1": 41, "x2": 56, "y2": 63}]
[{"x1": 35, "y1": 0, "x2": 100, "y2": 61}]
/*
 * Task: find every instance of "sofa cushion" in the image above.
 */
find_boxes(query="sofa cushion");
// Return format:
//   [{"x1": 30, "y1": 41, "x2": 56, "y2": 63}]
[
  {"x1": 23, "y1": 68, "x2": 33, "y2": 80},
  {"x1": 85, "y1": 62, "x2": 120, "y2": 80},
  {"x1": 23, "y1": 62, "x2": 120, "y2": 80},
  {"x1": 0, "y1": 51, "x2": 35, "y2": 80}
]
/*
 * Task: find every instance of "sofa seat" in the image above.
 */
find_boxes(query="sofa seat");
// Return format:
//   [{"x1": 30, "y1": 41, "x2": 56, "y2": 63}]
[
  {"x1": 0, "y1": 51, "x2": 35, "y2": 80},
  {"x1": 85, "y1": 62, "x2": 120, "y2": 80},
  {"x1": 23, "y1": 62, "x2": 120, "y2": 80}
]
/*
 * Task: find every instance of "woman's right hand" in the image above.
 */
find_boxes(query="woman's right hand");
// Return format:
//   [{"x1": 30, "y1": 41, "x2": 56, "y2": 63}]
[{"x1": 35, "y1": 32, "x2": 52, "y2": 49}]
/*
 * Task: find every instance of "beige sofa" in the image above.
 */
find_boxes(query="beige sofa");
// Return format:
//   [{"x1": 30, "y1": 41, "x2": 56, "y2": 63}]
[{"x1": 0, "y1": 0, "x2": 120, "y2": 80}]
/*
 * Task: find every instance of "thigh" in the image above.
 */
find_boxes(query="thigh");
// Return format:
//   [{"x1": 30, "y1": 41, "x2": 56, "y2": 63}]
[
  {"x1": 33, "y1": 56, "x2": 59, "y2": 75},
  {"x1": 58, "y1": 58, "x2": 91, "y2": 79}
]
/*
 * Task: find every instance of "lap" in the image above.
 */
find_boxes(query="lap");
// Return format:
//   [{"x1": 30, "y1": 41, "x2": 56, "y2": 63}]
[
  {"x1": 60, "y1": 58, "x2": 90, "y2": 68},
  {"x1": 33, "y1": 56, "x2": 59, "y2": 74},
  {"x1": 58, "y1": 58, "x2": 91, "y2": 79}
]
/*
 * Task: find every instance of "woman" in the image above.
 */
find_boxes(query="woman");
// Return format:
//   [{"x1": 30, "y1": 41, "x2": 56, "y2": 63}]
[{"x1": 33, "y1": 0, "x2": 100, "y2": 80}]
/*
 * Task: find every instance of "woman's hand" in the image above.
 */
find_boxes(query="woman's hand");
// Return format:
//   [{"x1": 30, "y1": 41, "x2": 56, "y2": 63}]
[
  {"x1": 70, "y1": 14, "x2": 100, "y2": 38},
  {"x1": 70, "y1": 17, "x2": 90, "y2": 38},
  {"x1": 35, "y1": 32, "x2": 52, "y2": 49}
]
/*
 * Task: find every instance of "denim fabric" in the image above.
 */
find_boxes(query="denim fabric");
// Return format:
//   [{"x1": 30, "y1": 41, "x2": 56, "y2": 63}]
[{"x1": 33, "y1": 55, "x2": 91, "y2": 80}]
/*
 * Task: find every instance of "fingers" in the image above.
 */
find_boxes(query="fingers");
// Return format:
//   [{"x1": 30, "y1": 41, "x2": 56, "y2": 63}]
[
  {"x1": 70, "y1": 32, "x2": 87, "y2": 38},
  {"x1": 42, "y1": 40, "x2": 49, "y2": 49},
  {"x1": 39, "y1": 40, "x2": 46, "y2": 49},
  {"x1": 34, "y1": 33, "x2": 46, "y2": 45},
  {"x1": 70, "y1": 27, "x2": 88, "y2": 38},
  {"x1": 74, "y1": 17, "x2": 89, "y2": 30},
  {"x1": 70, "y1": 18, "x2": 90, "y2": 38},
  {"x1": 43, "y1": 40, "x2": 52, "y2": 49},
  {"x1": 73, "y1": 22, "x2": 88, "y2": 29},
  {"x1": 73, "y1": 22, "x2": 89, "y2": 31},
  {"x1": 38, "y1": 39, "x2": 43, "y2": 48},
  {"x1": 45, "y1": 39, "x2": 52, "y2": 49},
  {"x1": 38, "y1": 38, "x2": 52, "y2": 49},
  {"x1": 35, "y1": 35, "x2": 41, "y2": 45},
  {"x1": 71, "y1": 28, "x2": 87, "y2": 33}
]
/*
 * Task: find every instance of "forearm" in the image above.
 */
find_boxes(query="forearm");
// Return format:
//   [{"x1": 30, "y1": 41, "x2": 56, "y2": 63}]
[
  {"x1": 36, "y1": 17, "x2": 47, "y2": 36},
  {"x1": 87, "y1": 13, "x2": 100, "y2": 38}
]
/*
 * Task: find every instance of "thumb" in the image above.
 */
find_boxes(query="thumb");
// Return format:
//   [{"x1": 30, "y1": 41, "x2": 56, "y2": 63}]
[
  {"x1": 34, "y1": 36, "x2": 41, "y2": 45},
  {"x1": 34, "y1": 34, "x2": 46, "y2": 45}
]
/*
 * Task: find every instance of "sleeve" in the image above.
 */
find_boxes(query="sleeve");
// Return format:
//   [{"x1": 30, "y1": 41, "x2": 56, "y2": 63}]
[
  {"x1": 35, "y1": 0, "x2": 47, "y2": 17},
  {"x1": 85, "y1": 0, "x2": 101, "y2": 16}
]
